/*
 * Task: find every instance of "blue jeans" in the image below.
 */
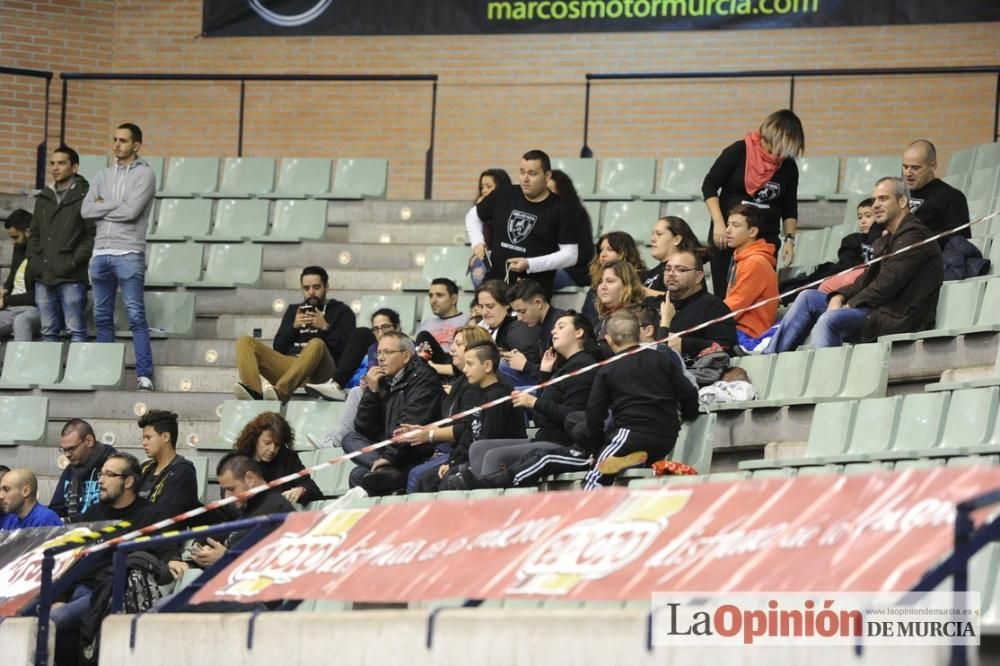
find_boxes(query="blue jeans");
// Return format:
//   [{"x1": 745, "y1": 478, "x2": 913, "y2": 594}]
[
  {"x1": 342, "y1": 431, "x2": 380, "y2": 487},
  {"x1": 50, "y1": 584, "x2": 93, "y2": 630},
  {"x1": 90, "y1": 253, "x2": 154, "y2": 378},
  {"x1": 767, "y1": 289, "x2": 869, "y2": 353},
  {"x1": 35, "y1": 282, "x2": 87, "y2": 342}
]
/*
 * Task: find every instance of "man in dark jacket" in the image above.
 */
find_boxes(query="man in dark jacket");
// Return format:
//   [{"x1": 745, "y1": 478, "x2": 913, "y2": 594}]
[
  {"x1": 656, "y1": 249, "x2": 737, "y2": 360},
  {"x1": 0, "y1": 209, "x2": 40, "y2": 341},
  {"x1": 342, "y1": 330, "x2": 444, "y2": 494},
  {"x1": 136, "y1": 409, "x2": 201, "y2": 519},
  {"x1": 50, "y1": 419, "x2": 117, "y2": 521},
  {"x1": 768, "y1": 177, "x2": 943, "y2": 352},
  {"x1": 26, "y1": 145, "x2": 95, "y2": 343},
  {"x1": 233, "y1": 265, "x2": 355, "y2": 403}
]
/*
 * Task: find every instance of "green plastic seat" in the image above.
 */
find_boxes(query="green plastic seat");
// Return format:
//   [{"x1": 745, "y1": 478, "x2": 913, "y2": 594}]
[
  {"x1": 78, "y1": 154, "x2": 108, "y2": 184},
  {"x1": 416, "y1": 245, "x2": 473, "y2": 291},
  {"x1": 286, "y1": 401, "x2": 347, "y2": 451},
  {"x1": 972, "y1": 141, "x2": 1000, "y2": 172},
  {"x1": 841, "y1": 461, "x2": 892, "y2": 475},
  {"x1": 893, "y1": 458, "x2": 943, "y2": 471},
  {"x1": 160, "y1": 157, "x2": 220, "y2": 197},
  {"x1": 755, "y1": 350, "x2": 812, "y2": 406},
  {"x1": 150, "y1": 199, "x2": 213, "y2": 241},
  {"x1": 114, "y1": 291, "x2": 196, "y2": 339},
  {"x1": 789, "y1": 228, "x2": 830, "y2": 269},
  {"x1": 200, "y1": 400, "x2": 283, "y2": 450},
  {"x1": 885, "y1": 392, "x2": 949, "y2": 459},
  {"x1": 967, "y1": 278, "x2": 1000, "y2": 333},
  {"x1": 837, "y1": 342, "x2": 890, "y2": 399},
  {"x1": 881, "y1": 280, "x2": 984, "y2": 341},
  {"x1": 967, "y1": 167, "x2": 999, "y2": 205},
  {"x1": 0, "y1": 396, "x2": 49, "y2": 445},
  {"x1": 316, "y1": 158, "x2": 388, "y2": 199},
  {"x1": 741, "y1": 400, "x2": 857, "y2": 471},
  {"x1": 643, "y1": 157, "x2": 715, "y2": 201},
  {"x1": 310, "y1": 456, "x2": 350, "y2": 497},
  {"x1": 145, "y1": 242, "x2": 204, "y2": 287},
  {"x1": 935, "y1": 387, "x2": 999, "y2": 455},
  {"x1": 837, "y1": 156, "x2": 900, "y2": 198},
  {"x1": 945, "y1": 146, "x2": 977, "y2": 192},
  {"x1": 204, "y1": 157, "x2": 275, "y2": 198},
  {"x1": 143, "y1": 156, "x2": 164, "y2": 191},
  {"x1": 502, "y1": 486, "x2": 538, "y2": 496},
  {"x1": 600, "y1": 201, "x2": 661, "y2": 241},
  {"x1": 795, "y1": 156, "x2": 840, "y2": 200},
  {"x1": 43, "y1": 342, "x2": 125, "y2": 390},
  {"x1": 260, "y1": 158, "x2": 333, "y2": 198},
  {"x1": 664, "y1": 200, "x2": 712, "y2": 243},
  {"x1": 188, "y1": 243, "x2": 262, "y2": 288},
  {"x1": 186, "y1": 454, "x2": 210, "y2": 503},
  {"x1": 671, "y1": 412, "x2": 716, "y2": 475},
  {"x1": 801, "y1": 346, "x2": 850, "y2": 400},
  {"x1": 751, "y1": 467, "x2": 795, "y2": 479},
  {"x1": 710, "y1": 354, "x2": 774, "y2": 411},
  {"x1": 0, "y1": 341, "x2": 63, "y2": 389},
  {"x1": 358, "y1": 294, "x2": 418, "y2": 335},
  {"x1": 584, "y1": 201, "x2": 603, "y2": 238},
  {"x1": 585, "y1": 158, "x2": 657, "y2": 201},
  {"x1": 259, "y1": 199, "x2": 327, "y2": 242},
  {"x1": 199, "y1": 199, "x2": 269, "y2": 241},
  {"x1": 551, "y1": 157, "x2": 597, "y2": 195}
]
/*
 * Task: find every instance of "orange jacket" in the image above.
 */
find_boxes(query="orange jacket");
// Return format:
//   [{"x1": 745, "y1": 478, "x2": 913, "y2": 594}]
[{"x1": 724, "y1": 239, "x2": 778, "y2": 338}]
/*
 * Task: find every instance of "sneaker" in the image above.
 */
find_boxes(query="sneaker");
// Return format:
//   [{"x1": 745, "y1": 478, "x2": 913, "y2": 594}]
[
  {"x1": 597, "y1": 451, "x2": 648, "y2": 476},
  {"x1": 304, "y1": 380, "x2": 347, "y2": 402},
  {"x1": 137, "y1": 376, "x2": 154, "y2": 392},
  {"x1": 232, "y1": 382, "x2": 262, "y2": 401},
  {"x1": 262, "y1": 385, "x2": 281, "y2": 402}
]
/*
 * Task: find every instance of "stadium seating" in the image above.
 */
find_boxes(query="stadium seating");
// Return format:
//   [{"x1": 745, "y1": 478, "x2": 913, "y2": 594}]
[
  {"x1": 946, "y1": 146, "x2": 977, "y2": 192},
  {"x1": 643, "y1": 157, "x2": 715, "y2": 201},
  {"x1": 149, "y1": 198, "x2": 213, "y2": 240},
  {"x1": 0, "y1": 396, "x2": 48, "y2": 446},
  {"x1": 158, "y1": 157, "x2": 220, "y2": 197},
  {"x1": 583, "y1": 200, "x2": 602, "y2": 238},
  {"x1": 204, "y1": 157, "x2": 275, "y2": 198},
  {"x1": 357, "y1": 293, "x2": 418, "y2": 334},
  {"x1": 41, "y1": 342, "x2": 125, "y2": 390},
  {"x1": 197, "y1": 198, "x2": 269, "y2": 241},
  {"x1": 315, "y1": 158, "x2": 388, "y2": 199},
  {"x1": 145, "y1": 242, "x2": 204, "y2": 287},
  {"x1": 972, "y1": 141, "x2": 1000, "y2": 172},
  {"x1": 304, "y1": 448, "x2": 351, "y2": 497},
  {"x1": 259, "y1": 199, "x2": 328, "y2": 242},
  {"x1": 0, "y1": 341, "x2": 63, "y2": 389},
  {"x1": 286, "y1": 400, "x2": 347, "y2": 450},
  {"x1": 199, "y1": 400, "x2": 283, "y2": 450},
  {"x1": 835, "y1": 155, "x2": 900, "y2": 199},
  {"x1": 144, "y1": 156, "x2": 165, "y2": 189},
  {"x1": 795, "y1": 156, "x2": 840, "y2": 200},
  {"x1": 664, "y1": 200, "x2": 711, "y2": 242},
  {"x1": 600, "y1": 200, "x2": 661, "y2": 240},
  {"x1": 186, "y1": 454, "x2": 210, "y2": 503},
  {"x1": 787, "y1": 227, "x2": 829, "y2": 269},
  {"x1": 411, "y1": 245, "x2": 474, "y2": 291},
  {"x1": 551, "y1": 157, "x2": 597, "y2": 195},
  {"x1": 78, "y1": 154, "x2": 108, "y2": 183},
  {"x1": 115, "y1": 291, "x2": 196, "y2": 338},
  {"x1": 585, "y1": 158, "x2": 657, "y2": 200},
  {"x1": 187, "y1": 243, "x2": 263, "y2": 288},
  {"x1": 261, "y1": 158, "x2": 334, "y2": 198}
]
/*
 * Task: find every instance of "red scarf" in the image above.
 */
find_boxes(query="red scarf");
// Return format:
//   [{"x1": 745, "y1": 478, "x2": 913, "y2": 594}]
[{"x1": 744, "y1": 131, "x2": 782, "y2": 195}]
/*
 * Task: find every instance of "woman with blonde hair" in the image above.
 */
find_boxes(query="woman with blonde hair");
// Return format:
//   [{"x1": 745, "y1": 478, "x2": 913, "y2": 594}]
[
  {"x1": 582, "y1": 231, "x2": 647, "y2": 326},
  {"x1": 594, "y1": 260, "x2": 647, "y2": 357},
  {"x1": 702, "y1": 109, "x2": 804, "y2": 297}
]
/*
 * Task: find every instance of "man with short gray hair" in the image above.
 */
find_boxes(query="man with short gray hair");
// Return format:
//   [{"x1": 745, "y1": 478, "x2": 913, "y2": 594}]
[
  {"x1": 767, "y1": 176, "x2": 943, "y2": 351},
  {"x1": 341, "y1": 330, "x2": 443, "y2": 495}
]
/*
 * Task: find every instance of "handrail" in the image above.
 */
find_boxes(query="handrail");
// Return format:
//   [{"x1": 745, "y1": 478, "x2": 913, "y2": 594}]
[
  {"x1": 1, "y1": 67, "x2": 53, "y2": 189},
  {"x1": 59, "y1": 72, "x2": 440, "y2": 198},
  {"x1": 580, "y1": 65, "x2": 1000, "y2": 157}
]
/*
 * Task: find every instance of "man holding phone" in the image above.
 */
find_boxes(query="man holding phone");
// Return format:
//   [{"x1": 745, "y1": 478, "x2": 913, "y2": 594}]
[{"x1": 233, "y1": 266, "x2": 355, "y2": 402}]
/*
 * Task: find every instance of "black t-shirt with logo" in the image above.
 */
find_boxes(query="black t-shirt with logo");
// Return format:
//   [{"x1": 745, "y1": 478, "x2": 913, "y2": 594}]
[
  {"x1": 908, "y1": 178, "x2": 971, "y2": 240},
  {"x1": 476, "y1": 185, "x2": 574, "y2": 294},
  {"x1": 702, "y1": 140, "x2": 800, "y2": 245}
]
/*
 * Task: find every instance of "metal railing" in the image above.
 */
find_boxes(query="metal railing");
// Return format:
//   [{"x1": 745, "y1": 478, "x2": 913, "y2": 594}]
[
  {"x1": 60, "y1": 72, "x2": 439, "y2": 198},
  {"x1": 580, "y1": 66, "x2": 1000, "y2": 157},
  {"x1": 1, "y1": 66, "x2": 54, "y2": 189}
]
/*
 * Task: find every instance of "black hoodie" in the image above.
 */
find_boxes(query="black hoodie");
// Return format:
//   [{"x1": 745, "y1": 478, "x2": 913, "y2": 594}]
[
  {"x1": 139, "y1": 454, "x2": 202, "y2": 520},
  {"x1": 50, "y1": 443, "x2": 117, "y2": 521}
]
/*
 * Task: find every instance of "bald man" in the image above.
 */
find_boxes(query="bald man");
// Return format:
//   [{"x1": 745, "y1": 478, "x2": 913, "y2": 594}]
[
  {"x1": 902, "y1": 139, "x2": 970, "y2": 240},
  {"x1": 0, "y1": 468, "x2": 62, "y2": 530}
]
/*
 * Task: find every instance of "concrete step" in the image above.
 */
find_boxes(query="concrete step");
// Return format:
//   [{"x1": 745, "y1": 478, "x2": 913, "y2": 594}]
[
  {"x1": 261, "y1": 242, "x2": 428, "y2": 272},
  {"x1": 272, "y1": 268, "x2": 422, "y2": 291},
  {"x1": 44, "y1": 417, "x2": 220, "y2": 453},
  {"x1": 348, "y1": 221, "x2": 467, "y2": 245},
  {"x1": 36, "y1": 388, "x2": 233, "y2": 420}
]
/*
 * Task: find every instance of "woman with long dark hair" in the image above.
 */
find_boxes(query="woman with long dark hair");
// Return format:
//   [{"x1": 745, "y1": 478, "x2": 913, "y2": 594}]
[
  {"x1": 703, "y1": 109, "x2": 804, "y2": 297},
  {"x1": 548, "y1": 169, "x2": 595, "y2": 289},
  {"x1": 232, "y1": 412, "x2": 322, "y2": 505},
  {"x1": 581, "y1": 230, "x2": 646, "y2": 326},
  {"x1": 465, "y1": 168, "x2": 513, "y2": 288},
  {"x1": 641, "y1": 215, "x2": 704, "y2": 301}
]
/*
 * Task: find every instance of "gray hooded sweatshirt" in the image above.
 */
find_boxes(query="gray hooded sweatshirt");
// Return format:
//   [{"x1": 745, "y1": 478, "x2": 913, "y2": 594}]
[{"x1": 81, "y1": 157, "x2": 156, "y2": 254}]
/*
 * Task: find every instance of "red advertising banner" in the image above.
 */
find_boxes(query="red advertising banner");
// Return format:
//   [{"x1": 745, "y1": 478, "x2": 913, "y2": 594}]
[{"x1": 193, "y1": 467, "x2": 1000, "y2": 605}]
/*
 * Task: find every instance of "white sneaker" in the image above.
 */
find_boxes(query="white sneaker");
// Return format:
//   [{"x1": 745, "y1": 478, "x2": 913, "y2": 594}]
[
  {"x1": 262, "y1": 385, "x2": 281, "y2": 402},
  {"x1": 137, "y1": 376, "x2": 154, "y2": 391},
  {"x1": 304, "y1": 380, "x2": 347, "y2": 401}
]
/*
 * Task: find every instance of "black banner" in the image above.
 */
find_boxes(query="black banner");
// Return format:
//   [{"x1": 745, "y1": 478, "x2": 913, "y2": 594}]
[{"x1": 203, "y1": 0, "x2": 1000, "y2": 37}]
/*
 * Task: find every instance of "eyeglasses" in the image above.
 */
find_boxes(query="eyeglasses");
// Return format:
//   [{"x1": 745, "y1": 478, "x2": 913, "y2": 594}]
[
  {"x1": 60, "y1": 440, "x2": 84, "y2": 456},
  {"x1": 664, "y1": 265, "x2": 699, "y2": 274},
  {"x1": 371, "y1": 324, "x2": 396, "y2": 333},
  {"x1": 375, "y1": 349, "x2": 405, "y2": 359},
  {"x1": 98, "y1": 470, "x2": 127, "y2": 479}
]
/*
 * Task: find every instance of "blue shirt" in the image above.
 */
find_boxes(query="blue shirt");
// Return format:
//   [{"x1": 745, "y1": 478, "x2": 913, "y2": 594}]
[{"x1": 0, "y1": 502, "x2": 63, "y2": 530}]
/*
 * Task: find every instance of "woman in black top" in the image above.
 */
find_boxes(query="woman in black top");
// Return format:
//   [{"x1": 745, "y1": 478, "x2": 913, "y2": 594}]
[
  {"x1": 233, "y1": 412, "x2": 322, "y2": 506},
  {"x1": 702, "y1": 109, "x2": 804, "y2": 297},
  {"x1": 641, "y1": 215, "x2": 704, "y2": 303},
  {"x1": 475, "y1": 279, "x2": 541, "y2": 385},
  {"x1": 548, "y1": 169, "x2": 595, "y2": 288}
]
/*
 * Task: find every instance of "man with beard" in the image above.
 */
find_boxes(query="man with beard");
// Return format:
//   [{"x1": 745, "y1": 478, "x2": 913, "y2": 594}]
[
  {"x1": 49, "y1": 419, "x2": 117, "y2": 521},
  {"x1": 657, "y1": 250, "x2": 737, "y2": 361},
  {"x1": 233, "y1": 265, "x2": 355, "y2": 403}
]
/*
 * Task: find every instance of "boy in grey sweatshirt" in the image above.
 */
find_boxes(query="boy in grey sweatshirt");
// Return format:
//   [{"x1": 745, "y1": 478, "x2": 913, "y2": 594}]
[{"x1": 81, "y1": 123, "x2": 157, "y2": 389}]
